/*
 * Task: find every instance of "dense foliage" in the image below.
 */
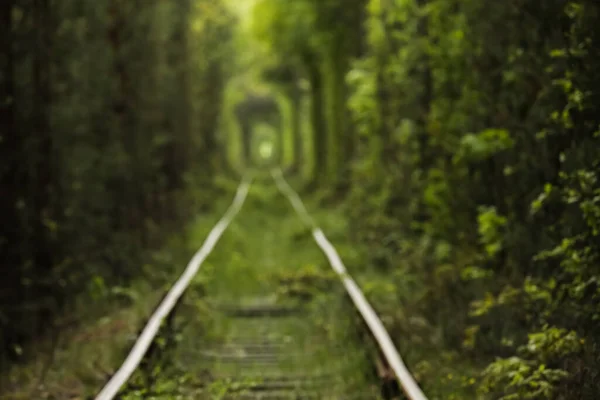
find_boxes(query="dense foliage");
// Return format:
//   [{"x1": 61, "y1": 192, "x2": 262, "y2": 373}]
[
  {"x1": 250, "y1": 0, "x2": 366, "y2": 186},
  {"x1": 348, "y1": 1, "x2": 600, "y2": 398},
  {"x1": 3, "y1": 0, "x2": 600, "y2": 398},
  {"x1": 0, "y1": 0, "x2": 232, "y2": 371},
  {"x1": 252, "y1": 0, "x2": 600, "y2": 398}
]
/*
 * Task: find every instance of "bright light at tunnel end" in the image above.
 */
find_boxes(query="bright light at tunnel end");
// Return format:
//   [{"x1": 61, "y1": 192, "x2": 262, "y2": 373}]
[{"x1": 259, "y1": 141, "x2": 274, "y2": 160}]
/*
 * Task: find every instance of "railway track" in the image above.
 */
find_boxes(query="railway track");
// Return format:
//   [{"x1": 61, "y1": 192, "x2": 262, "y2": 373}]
[
  {"x1": 172, "y1": 295, "x2": 381, "y2": 399},
  {"x1": 95, "y1": 172, "x2": 427, "y2": 400}
]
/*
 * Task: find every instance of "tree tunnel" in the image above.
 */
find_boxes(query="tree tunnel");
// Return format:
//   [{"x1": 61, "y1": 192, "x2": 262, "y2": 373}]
[
  {"x1": 233, "y1": 94, "x2": 282, "y2": 169},
  {"x1": 4, "y1": 1, "x2": 600, "y2": 399},
  {"x1": 222, "y1": 79, "x2": 314, "y2": 185}
]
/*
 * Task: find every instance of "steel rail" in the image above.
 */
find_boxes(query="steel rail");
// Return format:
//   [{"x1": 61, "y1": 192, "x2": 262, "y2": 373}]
[
  {"x1": 272, "y1": 169, "x2": 428, "y2": 400},
  {"x1": 95, "y1": 177, "x2": 252, "y2": 400}
]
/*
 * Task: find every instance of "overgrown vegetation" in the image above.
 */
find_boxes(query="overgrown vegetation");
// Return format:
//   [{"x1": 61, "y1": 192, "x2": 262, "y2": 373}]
[
  {"x1": 0, "y1": 0, "x2": 233, "y2": 381},
  {"x1": 251, "y1": 0, "x2": 600, "y2": 398},
  {"x1": 3, "y1": 0, "x2": 600, "y2": 398}
]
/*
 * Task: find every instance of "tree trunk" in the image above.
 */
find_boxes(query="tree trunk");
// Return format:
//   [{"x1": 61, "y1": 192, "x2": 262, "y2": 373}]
[
  {"x1": 32, "y1": 0, "x2": 55, "y2": 334},
  {"x1": 0, "y1": 0, "x2": 22, "y2": 362},
  {"x1": 303, "y1": 51, "x2": 327, "y2": 187},
  {"x1": 290, "y1": 82, "x2": 303, "y2": 173}
]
